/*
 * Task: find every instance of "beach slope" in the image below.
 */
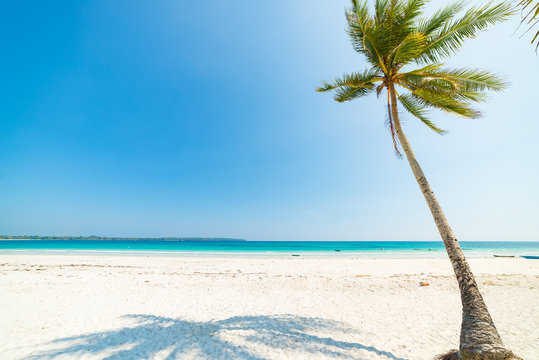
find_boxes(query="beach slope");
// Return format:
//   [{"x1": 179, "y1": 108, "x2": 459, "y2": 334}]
[{"x1": 1, "y1": 255, "x2": 537, "y2": 359}]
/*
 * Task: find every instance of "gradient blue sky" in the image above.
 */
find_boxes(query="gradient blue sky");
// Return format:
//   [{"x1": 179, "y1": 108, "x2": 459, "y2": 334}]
[{"x1": 1, "y1": 1, "x2": 538, "y2": 241}]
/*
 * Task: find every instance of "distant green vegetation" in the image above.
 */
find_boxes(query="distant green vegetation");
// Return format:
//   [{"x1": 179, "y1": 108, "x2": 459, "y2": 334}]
[{"x1": 0, "y1": 235, "x2": 246, "y2": 242}]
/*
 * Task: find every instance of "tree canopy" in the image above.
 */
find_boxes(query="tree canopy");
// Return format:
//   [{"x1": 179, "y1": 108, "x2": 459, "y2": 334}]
[{"x1": 317, "y1": 0, "x2": 513, "y2": 154}]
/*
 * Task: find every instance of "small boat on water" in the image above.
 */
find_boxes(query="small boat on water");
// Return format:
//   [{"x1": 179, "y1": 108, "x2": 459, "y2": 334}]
[
  {"x1": 493, "y1": 255, "x2": 515, "y2": 258},
  {"x1": 521, "y1": 255, "x2": 539, "y2": 259}
]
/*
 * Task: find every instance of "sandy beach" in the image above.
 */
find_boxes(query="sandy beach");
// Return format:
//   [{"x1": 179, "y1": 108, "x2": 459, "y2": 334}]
[{"x1": 0, "y1": 255, "x2": 537, "y2": 360}]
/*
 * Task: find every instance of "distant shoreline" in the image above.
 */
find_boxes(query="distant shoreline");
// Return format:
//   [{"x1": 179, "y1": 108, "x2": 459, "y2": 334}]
[
  {"x1": 1, "y1": 237, "x2": 537, "y2": 242},
  {"x1": 0, "y1": 236, "x2": 246, "y2": 242}
]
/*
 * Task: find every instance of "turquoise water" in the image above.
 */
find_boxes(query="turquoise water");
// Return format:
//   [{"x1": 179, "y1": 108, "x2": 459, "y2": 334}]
[{"x1": 0, "y1": 240, "x2": 538, "y2": 258}]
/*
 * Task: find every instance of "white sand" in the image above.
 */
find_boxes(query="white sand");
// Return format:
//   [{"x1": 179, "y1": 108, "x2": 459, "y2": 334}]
[{"x1": 0, "y1": 255, "x2": 537, "y2": 360}]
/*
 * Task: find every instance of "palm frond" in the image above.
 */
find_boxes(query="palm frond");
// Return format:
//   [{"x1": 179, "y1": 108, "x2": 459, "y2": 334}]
[
  {"x1": 401, "y1": 63, "x2": 444, "y2": 74},
  {"x1": 397, "y1": 93, "x2": 445, "y2": 133},
  {"x1": 401, "y1": 80, "x2": 488, "y2": 103},
  {"x1": 374, "y1": 0, "x2": 390, "y2": 24},
  {"x1": 401, "y1": 67, "x2": 507, "y2": 93},
  {"x1": 440, "y1": 68, "x2": 507, "y2": 92},
  {"x1": 316, "y1": 69, "x2": 380, "y2": 92},
  {"x1": 418, "y1": 2, "x2": 514, "y2": 63},
  {"x1": 518, "y1": 0, "x2": 539, "y2": 50},
  {"x1": 398, "y1": 0, "x2": 427, "y2": 31},
  {"x1": 417, "y1": 1, "x2": 465, "y2": 35},
  {"x1": 347, "y1": 0, "x2": 426, "y2": 70},
  {"x1": 347, "y1": 1, "x2": 387, "y2": 69},
  {"x1": 389, "y1": 32, "x2": 427, "y2": 67},
  {"x1": 411, "y1": 89, "x2": 481, "y2": 118},
  {"x1": 334, "y1": 86, "x2": 374, "y2": 102},
  {"x1": 317, "y1": 0, "x2": 509, "y2": 149}
]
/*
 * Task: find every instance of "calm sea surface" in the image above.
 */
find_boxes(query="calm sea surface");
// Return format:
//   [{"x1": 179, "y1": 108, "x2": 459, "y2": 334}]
[{"x1": 0, "y1": 240, "x2": 537, "y2": 258}]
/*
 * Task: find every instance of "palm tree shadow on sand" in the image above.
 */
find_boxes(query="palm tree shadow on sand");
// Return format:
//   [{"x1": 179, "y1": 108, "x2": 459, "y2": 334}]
[{"x1": 23, "y1": 314, "x2": 409, "y2": 360}]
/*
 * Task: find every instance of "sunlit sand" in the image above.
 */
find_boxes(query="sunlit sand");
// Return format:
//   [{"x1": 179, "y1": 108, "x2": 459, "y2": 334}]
[{"x1": 1, "y1": 255, "x2": 537, "y2": 359}]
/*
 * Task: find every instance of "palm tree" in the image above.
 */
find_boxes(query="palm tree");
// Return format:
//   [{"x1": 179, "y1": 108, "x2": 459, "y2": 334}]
[
  {"x1": 316, "y1": 1, "x2": 520, "y2": 359},
  {"x1": 518, "y1": 0, "x2": 539, "y2": 50}
]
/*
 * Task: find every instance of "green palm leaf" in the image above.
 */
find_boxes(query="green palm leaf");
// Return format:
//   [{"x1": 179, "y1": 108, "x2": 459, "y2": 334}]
[
  {"x1": 389, "y1": 32, "x2": 427, "y2": 68},
  {"x1": 402, "y1": 67, "x2": 507, "y2": 92},
  {"x1": 318, "y1": 0, "x2": 510, "y2": 133},
  {"x1": 418, "y1": 2, "x2": 514, "y2": 63},
  {"x1": 316, "y1": 69, "x2": 380, "y2": 93},
  {"x1": 334, "y1": 86, "x2": 374, "y2": 102},
  {"x1": 417, "y1": 1, "x2": 465, "y2": 35},
  {"x1": 397, "y1": 93, "x2": 445, "y2": 133},
  {"x1": 518, "y1": 0, "x2": 539, "y2": 50},
  {"x1": 411, "y1": 89, "x2": 481, "y2": 118},
  {"x1": 347, "y1": 1, "x2": 387, "y2": 69}
]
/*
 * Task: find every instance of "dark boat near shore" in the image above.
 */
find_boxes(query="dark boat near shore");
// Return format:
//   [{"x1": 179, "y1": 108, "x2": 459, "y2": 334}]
[
  {"x1": 521, "y1": 255, "x2": 539, "y2": 259},
  {"x1": 493, "y1": 255, "x2": 515, "y2": 258}
]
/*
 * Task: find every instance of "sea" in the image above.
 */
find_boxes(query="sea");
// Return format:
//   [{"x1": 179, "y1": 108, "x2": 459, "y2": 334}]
[{"x1": 0, "y1": 240, "x2": 538, "y2": 258}]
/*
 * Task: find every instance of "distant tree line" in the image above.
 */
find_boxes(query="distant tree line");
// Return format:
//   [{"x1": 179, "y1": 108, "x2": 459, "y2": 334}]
[{"x1": 0, "y1": 235, "x2": 246, "y2": 242}]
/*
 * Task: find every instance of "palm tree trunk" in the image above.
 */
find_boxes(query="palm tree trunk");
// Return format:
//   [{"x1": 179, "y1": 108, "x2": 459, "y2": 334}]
[{"x1": 388, "y1": 85, "x2": 517, "y2": 359}]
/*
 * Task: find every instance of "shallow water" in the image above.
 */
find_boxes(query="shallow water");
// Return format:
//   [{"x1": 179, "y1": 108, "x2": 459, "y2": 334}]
[{"x1": 0, "y1": 240, "x2": 537, "y2": 258}]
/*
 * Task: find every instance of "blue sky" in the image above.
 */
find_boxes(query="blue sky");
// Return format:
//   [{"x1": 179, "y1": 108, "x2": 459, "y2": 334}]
[{"x1": 1, "y1": 1, "x2": 538, "y2": 241}]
